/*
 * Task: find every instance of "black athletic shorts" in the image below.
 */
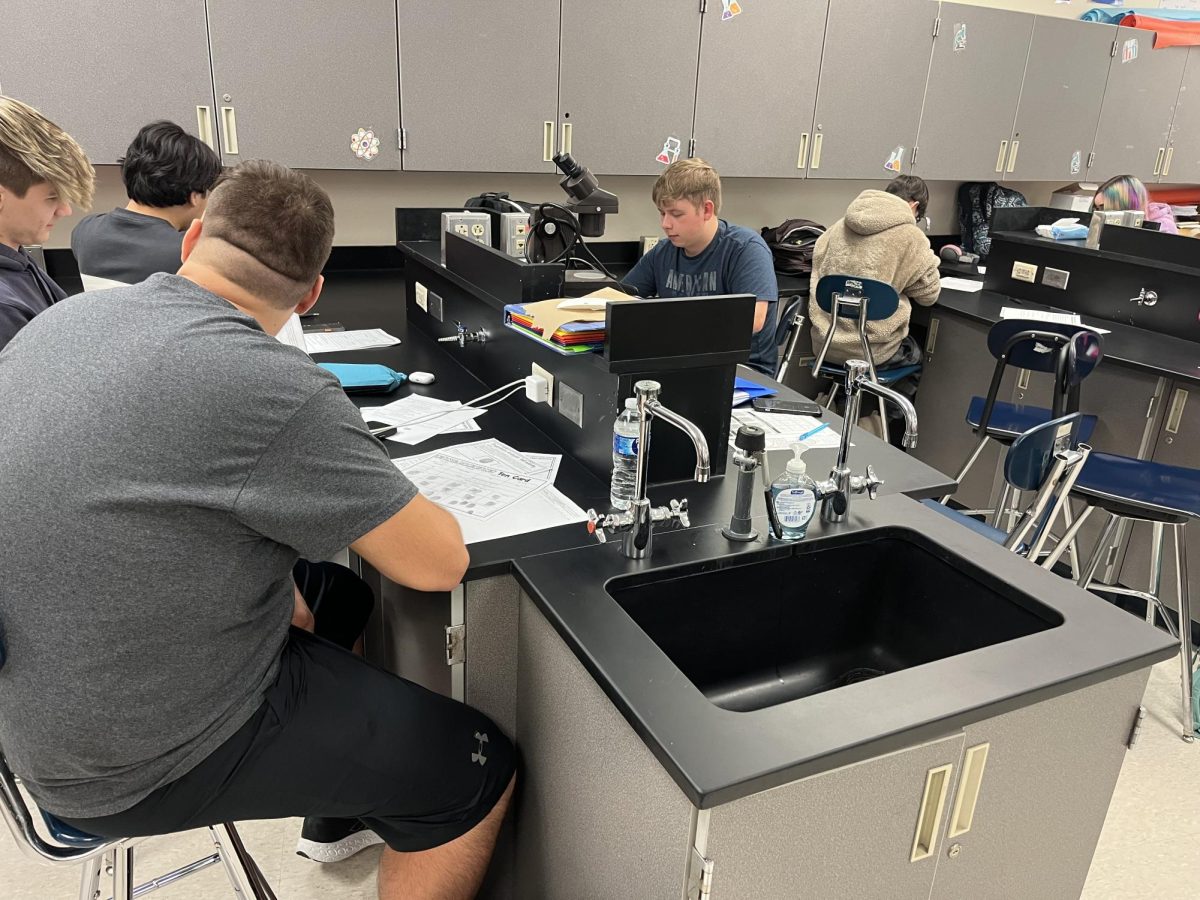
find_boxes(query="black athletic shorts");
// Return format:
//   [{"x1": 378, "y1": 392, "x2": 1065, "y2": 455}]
[
  {"x1": 61, "y1": 628, "x2": 517, "y2": 852},
  {"x1": 292, "y1": 558, "x2": 374, "y2": 650}
]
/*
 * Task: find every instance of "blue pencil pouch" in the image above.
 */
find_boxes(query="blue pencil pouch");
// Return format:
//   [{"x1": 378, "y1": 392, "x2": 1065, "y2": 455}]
[{"x1": 319, "y1": 363, "x2": 407, "y2": 394}]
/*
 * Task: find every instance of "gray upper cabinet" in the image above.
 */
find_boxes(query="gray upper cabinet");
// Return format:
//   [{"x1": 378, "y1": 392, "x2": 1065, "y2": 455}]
[
  {"x1": 0, "y1": 1, "x2": 215, "y2": 166},
  {"x1": 692, "y1": 1, "x2": 827, "y2": 179},
  {"x1": 1088, "y1": 27, "x2": 1189, "y2": 184},
  {"x1": 398, "y1": 1, "x2": 560, "y2": 173},
  {"x1": 912, "y1": 5, "x2": 1032, "y2": 182},
  {"x1": 1003, "y1": 17, "x2": 1115, "y2": 182},
  {"x1": 206, "y1": 0, "x2": 401, "y2": 170},
  {"x1": 558, "y1": 0, "x2": 701, "y2": 176},
  {"x1": 806, "y1": 0, "x2": 938, "y2": 180},
  {"x1": 1164, "y1": 47, "x2": 1200, "y2": 183}
]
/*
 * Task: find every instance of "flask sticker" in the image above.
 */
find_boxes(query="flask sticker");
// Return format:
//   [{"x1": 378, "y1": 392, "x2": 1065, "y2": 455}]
[
  {"x1": 954, "y1": 23, "x2": 967, "y2": 52},
  {"x1": 884, "y1": 146, "x2": 904, "y2": 173},
  {"x1": 656, "y1": 136, "x2": 682, "y2": 165},
  {"x1": 350, "y1": 127, "x2": 380, "y2": 161},
  {"x1": 1070, "y1": 150, "x2": 1082, "y2": 176},
  {"x1": 721, "y1": 0, "x2": 743, "y2": 20}
]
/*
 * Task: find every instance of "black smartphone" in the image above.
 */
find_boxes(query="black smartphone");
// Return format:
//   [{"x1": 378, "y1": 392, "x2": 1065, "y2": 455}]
[
  {"x1": 752, "y1": 397, "x2": 823, "y2": 416},
  {"x1": 364, "y1": 419, "x2": 398, "y2": 439}
]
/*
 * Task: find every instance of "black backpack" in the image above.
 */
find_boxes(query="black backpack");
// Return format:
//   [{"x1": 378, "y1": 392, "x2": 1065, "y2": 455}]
[
  {"x1": 760, "y1": 218, "x2": 826, "y2": 276},
  {"x1": 957, "y1": 182, "x2": 1027, "y2": 260}
]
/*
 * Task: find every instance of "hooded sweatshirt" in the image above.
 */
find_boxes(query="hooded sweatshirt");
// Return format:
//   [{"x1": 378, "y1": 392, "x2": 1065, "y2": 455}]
[
  {"x1": 808, "y1": 190, "x2": 941, "y2": 365},
  {"x1": 0, "y1": 243, "x2": 67, "y2": 354}
]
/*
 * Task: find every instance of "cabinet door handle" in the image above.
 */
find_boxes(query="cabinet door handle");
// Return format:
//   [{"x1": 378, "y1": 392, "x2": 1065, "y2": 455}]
[
  {"x1": 220, "y1": 106, "x2": 239, "y2": 155},
  {"x1": 995, "y1": 140, "x2": 1009, "y2": 174},
  {"x1": 796, "y1": 132, "x2": 810, "y2": 170},
  {"x1": 1006, "y1": 139, "x2": 1020, "y2": 173},
  {"x1": 1153, "y1": 147, "x2": 1166, "y2": 176},
  {"x1": 1163, "y1": 146, "x2": 1175, "y2": 178},
  {"x1": 543, "y1": 121, "x2": 555, "y2": 162},
  {"x1": 911, "y1": 763, "x2": 954, "y2": 862},
  {"x1": 810, "y1": 132, "x2": 823, "y2": 170},
  {"x1": 925, "y1": 318, "x2": 940, "y2": 358},
  {"x1": 1017, "y1": 368, "x2": 1030, "y2": 391},
  {"x1": 948, "y1": 743, "x2": 990, "y2": 838},
  {"x1": 1166, "y1": 388, "x2": 1189, "y2": 434},
  {"x1": 559, "y1": 122, "x2": 572, "y2": 156},
  {"x1": 196, "y1": 106, "x2": 214, "y2": 150}
]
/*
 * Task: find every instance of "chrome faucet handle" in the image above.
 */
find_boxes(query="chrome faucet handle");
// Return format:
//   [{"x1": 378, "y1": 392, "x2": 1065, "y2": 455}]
[
  {"x1": 863, "y1": 465, "x2": 884, "y2": 500},
  {"x1": 586, "y1": 508, "x2": 635, "y2": 543},
  {"x1": 585, "y1": 509, "x2": 609, "y2": 543},
  {"x1": 648, "y1": 498, "x2": 689, "y2": 528}
]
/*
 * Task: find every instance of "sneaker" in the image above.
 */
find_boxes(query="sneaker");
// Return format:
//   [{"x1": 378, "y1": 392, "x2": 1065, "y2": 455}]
[{"x1": 295, "y1": 817, "x2": 384, "y2": 863}]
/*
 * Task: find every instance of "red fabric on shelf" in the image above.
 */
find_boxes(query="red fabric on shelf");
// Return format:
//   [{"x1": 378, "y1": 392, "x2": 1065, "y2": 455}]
[{"x1": 1123, "y1": 15, "x2": 1200, "y2": 48}]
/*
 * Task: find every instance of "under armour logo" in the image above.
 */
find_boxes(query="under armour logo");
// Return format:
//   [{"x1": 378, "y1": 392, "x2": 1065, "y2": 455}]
[{"x1": 471, "y1": 731, "x2": 489, "y2": 766}]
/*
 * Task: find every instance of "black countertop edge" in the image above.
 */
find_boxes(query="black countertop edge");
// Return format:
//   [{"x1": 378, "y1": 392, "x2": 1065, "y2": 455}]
[
  {"x1": 934, "y1": 285, "x2": 1200, "y2": 386},
  {"x1": 510, "y1": 494, "x2": 1177, "y2": 809},
  {"x1": 993, "y1": 230, "x2": 1200, "y2": 279}
]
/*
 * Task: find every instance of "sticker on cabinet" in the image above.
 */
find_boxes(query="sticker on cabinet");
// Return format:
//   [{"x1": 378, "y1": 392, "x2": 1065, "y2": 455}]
[
  {"x1": 1122, "y1": 38, "x2": 1139, "y2": 63},
  {"x1": 350, "y1": 127, "x2": 380, "y2": 161},
  {"x1": 1070, "y1": 150, "x2": 1082, "y2": 176},
  {"x1": 656, "y1": 136, "x2": 682, "y2": 166},
  {"x1": 884, "y1": 146, "x2": 904, "y2": 173},
  {"x1": 721, "y1": 0, "x2": 742, "y2": 20},
  {"x1": 954, "y1": 23, "x2": 967, "y2": 52}
]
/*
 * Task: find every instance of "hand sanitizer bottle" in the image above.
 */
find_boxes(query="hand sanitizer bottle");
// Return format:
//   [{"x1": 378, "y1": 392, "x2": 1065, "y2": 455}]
[{"x1": 770, "y1": 444, "x2": 818, "y2": 541}]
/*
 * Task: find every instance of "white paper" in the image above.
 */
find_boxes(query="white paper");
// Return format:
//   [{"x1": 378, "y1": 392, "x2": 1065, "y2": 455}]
[
  {"x1": 940, "y1": 276, "x2": 984, "y2": 293},
  {"x1": 998, "y1": 307, "x2": 1111, "y2": 335},
  {"x1": 731, "y1": 409, "x2": 842, "y2": 452},
  {"x1": 362, "y1": 395, "x2": 486, "y2": 445},
  {"x1": 304, "y1": 328, "x2": 401, "y2": 353}
]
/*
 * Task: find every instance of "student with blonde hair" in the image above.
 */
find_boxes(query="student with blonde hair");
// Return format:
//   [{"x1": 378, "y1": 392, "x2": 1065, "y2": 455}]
[
  {"x1": 0, "y1": 95, "x2": 94, "y2": 352},
  {"x1": 1093, "y1": 174, "x2": 1179, "y2": 234},
  {"x1": 623, "y1": 157, "x2": 779, "y2": 375}
]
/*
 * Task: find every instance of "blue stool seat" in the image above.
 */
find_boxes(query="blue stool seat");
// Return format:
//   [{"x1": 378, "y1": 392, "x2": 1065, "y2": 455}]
[
  {"x1": 816, "y1": 362, "x2": 921, "y2": 385},
  {"x1": 40, "y1": 810, "x2": 106, "y2": 849},
  {"x1": 1073, "y1": 452, "x2": 1200, "y2": 525},
  {"x1": 920, "y1": 499, "x2": 1008, "y2": 544},
  {"x1": 967, "y1": 396, "x2": 1098, "y2": 443}
]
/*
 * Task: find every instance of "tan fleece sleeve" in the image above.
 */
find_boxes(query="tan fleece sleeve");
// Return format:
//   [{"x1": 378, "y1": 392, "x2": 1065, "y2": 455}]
[{"x1": 904, "y1": 243, "x2": 941, "y2": 307}]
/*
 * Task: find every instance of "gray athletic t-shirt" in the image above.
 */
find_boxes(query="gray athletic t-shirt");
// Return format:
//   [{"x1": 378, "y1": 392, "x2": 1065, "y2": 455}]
[
  {"x1": 0, "y1": 273, "x2": 417, "y2": 817},
  {"x1": 70, "y1": 208, "x2": 186, "y2": 284}
]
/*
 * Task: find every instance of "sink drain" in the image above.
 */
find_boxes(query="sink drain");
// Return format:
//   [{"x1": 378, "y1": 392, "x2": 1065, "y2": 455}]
[{"x1": 834, "y1": 667, "x2": 886, "y2": 687}]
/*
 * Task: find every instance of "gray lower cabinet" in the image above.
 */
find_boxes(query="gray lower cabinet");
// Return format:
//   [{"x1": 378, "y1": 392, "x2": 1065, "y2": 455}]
[
  {"x1": 397, "y1": 1, "x2": 560, "y2": 173},
  {"x1": 1165, "y1": 47, "x2": 1200, "y2": 183},
  {"x1": 911, "y1": 311, "x2": 1011, "y2": 511},
  {"x1": 1119, "y1": 382, "x2": 1200, "y2": 628},
  {"x1": 1004, "y1": 16, "x2": 1115, "y2": 183},
  {"x1": 692, "y1": 0, "x2": 827, "y2": 179},
  {"x1": 205, "y1": 0, "x2": 401, "y2": 169},
  {"x1": 558, "y1": 0, "x2": 701, "y2": 176},
  {"x1": 1088, "y1": 27, "x2": 1189, "y2": 185},
  {"x1": 912, "y1": 4, "x2": 1032, "y2": 182},
  {"x1": 0, "y1": 0, "x2": 215, "y2": 165},
  {"x1": 806, "y1": 0, "x2": 938, "y2": 180}
]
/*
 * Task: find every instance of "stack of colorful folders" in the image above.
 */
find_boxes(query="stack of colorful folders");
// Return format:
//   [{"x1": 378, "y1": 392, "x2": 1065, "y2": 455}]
[{"x1": 502, "y1": 289, "x2": 637, "y2": 355}]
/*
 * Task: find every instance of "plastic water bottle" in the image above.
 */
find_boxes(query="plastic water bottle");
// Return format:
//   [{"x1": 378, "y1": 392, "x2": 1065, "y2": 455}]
[
  {"x1": 610, "y1": 398, "x2": 641, "y2": 510},
  {"x1": 769, "y1": 443, "x2": 818, "y2": 541}
]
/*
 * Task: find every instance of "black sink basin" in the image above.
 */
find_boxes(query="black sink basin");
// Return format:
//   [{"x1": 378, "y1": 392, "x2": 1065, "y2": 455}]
[{"x1": 606, "y1": 527, "x2": 1064, "y2": 712}]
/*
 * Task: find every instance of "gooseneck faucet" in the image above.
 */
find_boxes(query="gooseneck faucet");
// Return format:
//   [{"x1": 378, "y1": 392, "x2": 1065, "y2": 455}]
[
  {"x1": 586, "y1": 380, "x2": 710, "y2": 560},
  {"x1": 817, "y1": 359, "x2": 918, "y2": 524}
]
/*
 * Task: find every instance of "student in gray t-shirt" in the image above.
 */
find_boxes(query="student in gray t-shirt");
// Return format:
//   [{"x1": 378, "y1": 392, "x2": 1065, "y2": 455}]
[
  {"x1": 71, "y1": 121, "x2": 222, "y2": 285},
  {"x1": 622, "y1": 158, "x2": 779, "y2": 376},
  {"x1": 0, "y1": 161, "x2": 515, "y2": 900}
]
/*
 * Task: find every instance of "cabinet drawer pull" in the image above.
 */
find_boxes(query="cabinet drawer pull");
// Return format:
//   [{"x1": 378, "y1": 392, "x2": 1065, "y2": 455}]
[
  {"x1": 925, "y1": 318, "x2": 939, "y2": 357},
  {"x1": 995, "y1": 140, "x2": 1009, "y2": 173},
  {"x1": 1006, "y1": 139, "x2": 1020, "y2": 173},
  {"x1": 1017, "y1": 369, "x2": 1030, "y2": 391},
  {"x1": 1153, "y1": 147, "x2": 1165, "y2": 176},
  {"x1": 810, "y1": 132, "x2": 823, "y2": 170},
  {"x1": 948, "y1": 743, "x2": 990, "y2": 837},
  {"x1": 911, "y1": 764, "x2": 953, "y2": 862},
  {"x1": 796, "y1": 132, "x2": 810, "y2": 170},
  {"x1": 1166, "y1": 388, "x2": 1188, "y2": 434},
  {"x1": 543, "y1": 121, "x2": 555, "y2": 162},
  {"x1": 1163, "y1": 146, "x2": 1175, "y2": 178},
  {"x1": 220, "y1": 106, "x2": 239, "y2": 155},
  {"x1": 559, "y1": 122, "x2": 572, "y2": 156},
  {"x1": 196, "y1": 106, "x2": 214, "y2": 149}
]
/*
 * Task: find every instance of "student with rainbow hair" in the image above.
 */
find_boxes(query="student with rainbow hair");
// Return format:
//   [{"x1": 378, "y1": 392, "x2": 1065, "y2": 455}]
[{"x1": 1092, "y1": 174, "x2": 1179, "y2": 235}]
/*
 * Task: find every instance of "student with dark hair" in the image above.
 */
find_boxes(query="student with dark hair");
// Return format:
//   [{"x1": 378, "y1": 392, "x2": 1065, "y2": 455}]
[{"x1": 71, "y1": 121, "x2": 222, "y2": 285}]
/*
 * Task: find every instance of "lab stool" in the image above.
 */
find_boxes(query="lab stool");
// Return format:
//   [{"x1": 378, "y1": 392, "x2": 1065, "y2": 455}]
[
  {"x1": 0, "y1": 751, "x2": 276, "y2": 900},
  {"x1": 1054, "y1": 452, "x2": 1199, "y2": 742},
  {"x1": 810, "y1": 275, "x2": 922, "y2": 445}
]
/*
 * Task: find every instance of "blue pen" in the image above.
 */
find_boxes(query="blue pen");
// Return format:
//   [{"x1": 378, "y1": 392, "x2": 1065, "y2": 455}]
[{"x1": 797, "y1": 422, "x2": 829, "y2": 442}]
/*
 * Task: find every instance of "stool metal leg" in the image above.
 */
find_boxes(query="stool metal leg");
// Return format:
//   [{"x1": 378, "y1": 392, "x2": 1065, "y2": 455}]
[
  {"x1": 211, "y1": 822, "x2": 275, "y2": 899},
  {"x1": 1173, "y1": 524, "x2": 1195, "y2": 743},
  {"x1": 77, "y1": 855, "x2": 102, "y2": 900},
  {"x1": 991, "y1": 484, "x2": 1013, "y2": 530},
  {"x1": 941, "y1": 435, "x2": 990, "y2": 504},
  {"x1": 112, "y1": 845, "x2": 135, "y2": 900},
  {"x1": 1079, "y1": 512, "x2": 1121, "y2": 591},
  {"x1": 1149, "y1": 522, "x2": 1165, "y2": 627},
  {"x1": 1043, "y1": 504, "x2": 1095, "y2": 571}
]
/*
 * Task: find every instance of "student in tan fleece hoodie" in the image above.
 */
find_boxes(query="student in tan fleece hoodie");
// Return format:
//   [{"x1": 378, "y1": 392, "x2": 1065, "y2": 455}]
[{"x1": 808, "y1": 176, "x2": 941, "y2": 367}]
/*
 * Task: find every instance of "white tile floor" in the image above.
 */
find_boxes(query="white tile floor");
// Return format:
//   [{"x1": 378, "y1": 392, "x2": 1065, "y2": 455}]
[{"x1": 2, "y1": 658, "x2": 1195, "y2": 899}]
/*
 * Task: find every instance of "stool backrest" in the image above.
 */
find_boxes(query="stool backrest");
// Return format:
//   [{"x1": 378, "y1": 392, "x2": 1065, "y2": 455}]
[
  {"x1": 1001, "y1": 412, "x2": 1091, "y2": 558},
  {"x1": 1005, "y1": 412, "x2": 1083, "y2": 492},
  {"x1": 814, "y1": 275, "x2": 901, "y2": 320}
]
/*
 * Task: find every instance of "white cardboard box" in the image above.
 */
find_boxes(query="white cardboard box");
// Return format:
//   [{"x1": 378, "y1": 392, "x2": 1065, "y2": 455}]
[{"x1": 1050, "y1": 182, "x2": 1100, "y2": 213}]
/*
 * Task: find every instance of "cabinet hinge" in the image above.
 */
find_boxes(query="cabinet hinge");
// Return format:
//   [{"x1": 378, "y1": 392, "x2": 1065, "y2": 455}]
[
  {"x1": 445, "y1": 624, "x2": 465, "y2": 665},
  {"x1": 688, "y1": 137, "x2": 696, "y2": 158},
  {"x1": 933, "y1": 16, "x2": 940, "y2": 38},
  {"x1": 1128, "y1": 705, "x2": 1147, "y2": 748},
  {"x1": 1111, "y1": 40, "x2": 1118, "y2": 58},
  {"x1": 911, "y1": 145, "x2": 919, "y2": 166},
  {"x1": 699, "y1": 0, "x2": 707, "y2": 13},
  {"x1": 399, "y1": 127, "x2": 406, "y2": 151},
  {"x1": 1087, "y1": 151, "x2": 1095, "y2": 169},
  {"x1": 688, "y1": 846, "x2": 714, "y2": 898}
]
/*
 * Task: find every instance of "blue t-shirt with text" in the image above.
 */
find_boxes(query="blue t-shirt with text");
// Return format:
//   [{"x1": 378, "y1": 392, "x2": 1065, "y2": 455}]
[{"x1": 623, "y1": 220, "x2": 778, "y2": 375}]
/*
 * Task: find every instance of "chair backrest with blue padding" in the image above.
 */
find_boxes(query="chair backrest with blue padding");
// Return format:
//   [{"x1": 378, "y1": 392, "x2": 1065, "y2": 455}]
[
  {"x1": 814, "y1": 275, "x2": 901, "y2": 320},
  {"x1": 1005, "y1": 413, "x2": 1083, "y2": 492}
]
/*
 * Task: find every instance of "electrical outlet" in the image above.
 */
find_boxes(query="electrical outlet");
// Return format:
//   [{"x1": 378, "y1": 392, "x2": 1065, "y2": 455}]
[
  {"x1": 427, "y1": 290, "x2": 443, "y2": 322},
  {"x1": 531, "y1": 362, "x2": 555, "y2": 406},
  {"x1": 470, "y1": 222, "x2": 486, "y2": 237},
  {"x1": 1042, "y1": 267, "x2": 1070, "y2": 290},
  {"x1": 454, "y1": 222, "x2": 469, "y2": 236},
  {"x1": 1011, "y1": 261, "x2": 1038, "y2": 283},
  {"x1": 514, "y1": 237, "x2": 527, "y2": 256},
  {"x1": 640, "y1": 235, "x2": 663, "y2": 256},
  {"x1": 557, "y1": 380, "x2": 584, "y2": 428},
  {"x1": 414, "y1": 281, "x2": 428, "y2": 312}
]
